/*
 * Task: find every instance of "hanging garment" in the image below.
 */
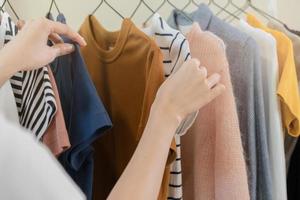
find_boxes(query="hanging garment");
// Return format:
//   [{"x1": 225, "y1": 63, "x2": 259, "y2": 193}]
[
  {"x1": 41, "y1": 66, "x2": 70, "y2": 156},
  {"x1": 0, "y1": 12, "x2": 19, "y2": 124},
  {"x1": 178, "y1": 22, "x2": 249, "y2": 200},
  {"x1": 48, "y1": 13, "x2": 112, "y2": 200},
  {"x1": 142, "y1": 13, "x2": 195, "y2": 200},
  {"x1": 285, "y1": 133, "x2": 299, "y2": 172},
  {"x1": 0, "y1": 12, "x2": 57, "y2": 139},
  {"x1": 268, "y1": 22, "x2": 300, "y2": 172},
  {"x1": 0, "y1": 115, "x2": 85, "y2": 200},
  {"x1": 247, "y1": 15, "x2": 300, "y2": 138},
  {"x1": 79, "y1": 16, "x2": 176, "y2": 200},
  {"x1": 288, "y1": 133, "x2": 300, "y2": 199},
  {"x1": 168, "y1": 5, "x2": 272, "y2": 200},
  {"x1": 269, "y1": 22, "x2": 300, "y2": 82},
  {"x1": 237, "y1": 20, "x2": 286, "y2": 200}
]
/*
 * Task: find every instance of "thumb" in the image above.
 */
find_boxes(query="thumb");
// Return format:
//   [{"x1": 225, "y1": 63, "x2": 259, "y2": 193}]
[
  {"x1": 49, "y1": 43, "x2": 75, "y2": 58},
  {"x1": 46, "y1": 43, "x2": 75, "y2": 64}
]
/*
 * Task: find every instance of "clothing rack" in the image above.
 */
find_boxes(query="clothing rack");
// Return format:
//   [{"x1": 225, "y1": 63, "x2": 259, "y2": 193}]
[
  {"x1": 1, "y1": 1, "x2": 299, "y2": 200},
  {"x1": 2, "y1": 0, "x2": 284, "y2": 26}
]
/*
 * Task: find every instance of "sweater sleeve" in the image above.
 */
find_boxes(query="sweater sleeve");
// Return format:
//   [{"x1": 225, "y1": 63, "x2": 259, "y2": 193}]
[
  {"x1": 246, "y1": 38, "x2": 273, "y2": 200},
  {"x1": 214, "y1": 40, "x2": 250, "y2": 200}
]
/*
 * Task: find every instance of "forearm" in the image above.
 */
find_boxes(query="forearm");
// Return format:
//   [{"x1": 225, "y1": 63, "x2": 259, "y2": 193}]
[
  {"x1": 0, "y1": 46, "x2": 20, "y2": 87},
  {"x1": 0, "y1": 61, "x2": 16, "y2": 87},
  {"x1": 108, "y1": 104, "x2": 180, "y2": 200}
]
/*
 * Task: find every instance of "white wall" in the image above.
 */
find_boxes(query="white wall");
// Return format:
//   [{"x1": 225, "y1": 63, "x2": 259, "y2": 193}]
[
  {"x1": 2, "y1": 0, "x2": 299, "y2": 31},
  {"x1": 277, "y1": 0, "x2": 300, "y2": 30}
]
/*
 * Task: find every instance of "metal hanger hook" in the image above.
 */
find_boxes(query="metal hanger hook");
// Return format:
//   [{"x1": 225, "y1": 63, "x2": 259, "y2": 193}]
[
  {"x1": 48, "y1": 0, "x2": 61, "y2": 14},
  {"x1": 92, "y1": 0, "x2": 124, "y2": 19}
]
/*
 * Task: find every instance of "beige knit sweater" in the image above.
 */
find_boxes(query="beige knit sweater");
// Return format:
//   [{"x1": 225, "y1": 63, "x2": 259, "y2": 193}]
[{"x1": 181, "y1": 23, "x2": 250, "y2": 200}]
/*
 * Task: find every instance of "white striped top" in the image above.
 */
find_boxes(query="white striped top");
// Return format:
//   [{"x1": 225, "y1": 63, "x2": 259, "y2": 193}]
[
  {"x1": 0, "y1": 12, "x2": 57, "y2": 139},
  {"x1": 143, "y1": 13, "x2": 198, "y2": 200}
]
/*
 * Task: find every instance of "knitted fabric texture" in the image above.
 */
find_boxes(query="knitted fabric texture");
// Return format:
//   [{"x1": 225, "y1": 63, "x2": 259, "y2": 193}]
[{"x1": 181, "y1": 23, "x2": 249, "y2": 200}]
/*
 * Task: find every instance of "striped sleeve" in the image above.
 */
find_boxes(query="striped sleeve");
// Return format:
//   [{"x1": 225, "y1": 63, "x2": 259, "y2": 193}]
[
  {"x1": 3, "y1": 13, "x2": 57, "y2": 139},
  {"x1": 144, "y1": 15, "x2": 193, "y2": 200}
]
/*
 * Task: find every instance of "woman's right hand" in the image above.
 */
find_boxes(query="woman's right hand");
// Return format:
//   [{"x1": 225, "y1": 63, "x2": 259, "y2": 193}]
[
  {"x1": 0, "y1": 18, "x2": 86, "y2": 73},
  {"x1": 153, "y1": 58, "x2": 225, "y2": 124}
]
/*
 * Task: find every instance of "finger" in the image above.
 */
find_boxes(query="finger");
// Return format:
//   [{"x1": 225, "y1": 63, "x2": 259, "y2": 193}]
[
  {"x1": 209, "y1": 84, "x2": 225, "y2": 100},
  {"x1": 206, "y1": 73, "x2": 221, "y2": 88},
  {"x1": 47, "y1": 20, "x2": 86, "y2": 46},
  {"x1": 17, "y1": 20, "x2": 26, "y2": 30},
  {"x1": 190, "y1": 58, "x2": 200, "y2": 67},
  {"x1": 198, "y1": 66, "x2": 207, "y2": 79},
  {"x1": 49, "y1": 33, "x2": 64, "y2": 44},
  {"x1": 50, "y1": 43, "x2": 75, "y2": 58}
]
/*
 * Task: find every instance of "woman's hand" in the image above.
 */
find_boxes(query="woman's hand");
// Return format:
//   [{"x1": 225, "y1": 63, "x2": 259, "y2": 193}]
[
  {"x1": 108, "y1": 59, "x2": 225, "y2": 200},
  {"x1": 0, "y1": 17, "x2": 86, "y2": 86},
  {"x1": 0, "y1": 18, "x2": 86, "y2": 71},
  {"x1": 153, "y1": 58, "x2": 225, "y2": 125}
]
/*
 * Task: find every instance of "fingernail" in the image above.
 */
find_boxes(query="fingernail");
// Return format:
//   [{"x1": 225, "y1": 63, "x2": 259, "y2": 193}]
[
  {"x1": 193, "y1": 58, "x2": 200, "y2": 66},
  {"x1": 80, "y1": 36, "x2": 87, "y2": 46},
  {"x1": 66, "y1": 44, "x2": 75, "y2": 51}
]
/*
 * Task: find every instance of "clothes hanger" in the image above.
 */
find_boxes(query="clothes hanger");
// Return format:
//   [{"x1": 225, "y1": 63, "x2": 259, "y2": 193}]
[
  {"x1": 145, "y1": 0, "x2": 194, "y2": 24},
  {"x1": 181, "y1": 0, "x2": 198, "y2": 12},
  {"x1": 216, "y1": 0, "x2": 230, "y2": 16},
  {"x1": 210, "y1": 0, "x2": 239, "y2": 20},
  {"x1": 246, "y1": 0, "x2": 285, "y2": 25},
  {"x1": 0, "y1": 0, "x2": 5, "y2": 13},
  {"x1": 48, "y1": 0, "x2": 61, "y2": 14},
  {"x1": 130, "y1": 0, "x2": 155, "y2": 19},
  {"x1": 1, "y1": 0, "x2": 19, "y2": 20},
  {"x1": 91, "y1": 0, "x2": 125, "y2": 19},
  {"x1": 226, "y1": 0, "x2": 285, "y2": 25},
  {"x1": 166, "y1": 0, "x2": 194, "y2": 22},
  {"x1": 144, "y1": 0, "x2": 165, "y2": 23},
  {"x1": 223, "y1": 0, "x2": 250, "y2": 22},
  {"x1": 186, "y1": 0, "x2": 238, "y2": 20}
]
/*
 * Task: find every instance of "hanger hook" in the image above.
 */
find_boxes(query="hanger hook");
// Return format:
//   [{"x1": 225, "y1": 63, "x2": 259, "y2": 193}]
[
  {"x1": 182, "y1": 0, "x2": 192, "y2": 11},
  {"x1": 48, "y1": 0, "x2": 61, "y2": 14},
  {"x1": 5, "y1": 0, "x2": 19, "y2": 20},
  {"x1": 166, "y1": 0, "x2": 194, "y2": 22},
  {"x1": 104, "y1": 0, "x2": 124, "y2": 19},
  {"x1": 130, "y1": 0, "x2": 156, "y2": 19},
  {"x1": 216, "y1": 0, "x2": 230, "y2": 16},
  {"x1": 91, "y1": 0, "x2": 124, "y2": 19},
  {"x1": 144, "y1": 0, "x2": 166, "y2": 24},
  {"x1": 130, "y1": 0, "x2": 143, "y2": 19},
  {"x1": 91, "y1": 0, "x2": 104, "y2": 15},
  {"x1": 0, "y1": 0, "x2": 6, "y2": 12}
]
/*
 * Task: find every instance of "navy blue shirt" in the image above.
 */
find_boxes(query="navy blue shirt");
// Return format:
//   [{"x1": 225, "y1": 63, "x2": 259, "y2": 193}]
[{"x1": 49, "y1": 13, "x2": 112, "y2": 200}]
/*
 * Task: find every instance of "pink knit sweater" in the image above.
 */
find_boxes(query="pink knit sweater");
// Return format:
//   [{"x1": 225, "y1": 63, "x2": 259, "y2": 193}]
[{"x1": 181, "y1": 23, "x2": 250, "y2": 200}]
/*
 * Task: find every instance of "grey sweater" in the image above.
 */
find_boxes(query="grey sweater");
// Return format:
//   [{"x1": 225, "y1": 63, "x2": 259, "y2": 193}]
[{"x1": 168, "y1": 4, "x2": 272, "y2": 200}]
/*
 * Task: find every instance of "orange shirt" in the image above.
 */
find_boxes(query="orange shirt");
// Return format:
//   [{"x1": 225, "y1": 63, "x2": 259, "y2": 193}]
[{"x1": 79, "y1": 16, "x2": 176, "y2": 199}]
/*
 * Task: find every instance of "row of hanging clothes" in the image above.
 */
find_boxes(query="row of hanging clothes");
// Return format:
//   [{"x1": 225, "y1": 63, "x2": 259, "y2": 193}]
[{"x1": 1, "y1": 0, "x2": 300, "y2": 200}]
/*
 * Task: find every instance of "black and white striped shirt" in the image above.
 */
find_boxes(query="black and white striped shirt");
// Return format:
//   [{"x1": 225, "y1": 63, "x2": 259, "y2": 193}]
[
  {"x1": 143, "y1": 13, "x2": 198, "y2": 200},
  {"x1": 1, "y1": 12, "x2": 57, "y2": 139}
]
